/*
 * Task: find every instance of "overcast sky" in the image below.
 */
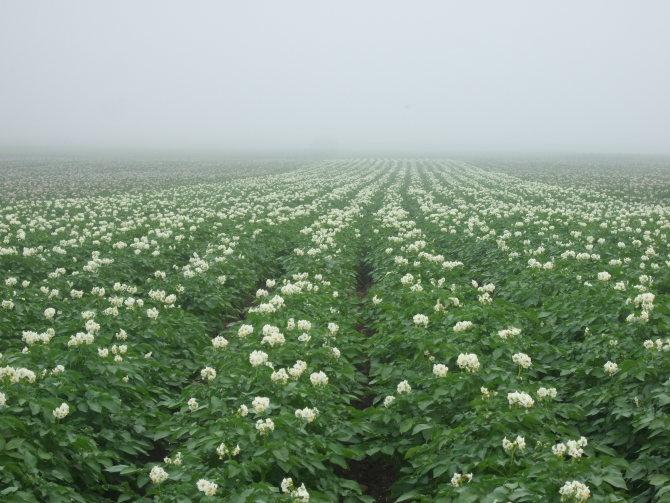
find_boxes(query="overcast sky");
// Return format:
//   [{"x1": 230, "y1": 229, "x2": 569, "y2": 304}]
[{"x1": 1, "y1": 1, "x2": 669, "y2": 154}]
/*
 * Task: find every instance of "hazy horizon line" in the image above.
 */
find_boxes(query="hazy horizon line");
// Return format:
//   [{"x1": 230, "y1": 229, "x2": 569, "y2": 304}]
[{"x1": 2, "y1": 145, "x2": 670, "y2": 159}]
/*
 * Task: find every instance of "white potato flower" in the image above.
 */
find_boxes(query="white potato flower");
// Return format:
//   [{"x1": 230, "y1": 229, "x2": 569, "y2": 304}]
[
  {"x1": 249, "y1": 350, "x2": 268, "y2": 367},
  {"x1": 453, "y1": 320, "x2": 473, "y2": 332},
  {"x1": 396, "y1": 380, "x2": 412, "y2": 394},
  {"x1": 507, "y1": 391, "x2": 534, "y2": 408},
  {"x1": 238, "y1": 324, "x2": 254, "y2": 338},
  {"x1": 512, "y1": 352, "x2": 532, "y2": 369},
  {"x1": 310, "y1": 371, "x2": 329, "y2": 387},
  {"x1": 200, "y1": 367, "x2": 216, "y2": 382},
  {"x1": 502, "y1": 435, "x2": 526, "y2": 453},
  {"x1": 295, "y1": 407, "x2": 319, "y2": 423},
  {"x1": 252, "y1": 396, "x2": 270, "y2": 414},
  {"x1": 149, "y1": 466, "x2": 168, "y2": 484},
  {"x1": 212, "y1": 336, "x2": 228, "y2": 349},
  {"x1": 196, "y1": 479, "x2": 218, "y2": 496},
  {"x1": 456, "y1": 353, "x2": 480, "y2": 373},
  {"x1": 603, "y1": 361, "x2": 618, "y2": 375},
  {"x1": 52, "y1": 402, "x2": 69, "y2": 419},
  {"x1": 410, "y1": 313, "x2": 429, "y2": 328},
  {"x1": 537, "y1": 386, "x2": 557, "y2": 399},
  {"x1": 559, "y1": 480, "x2": 591, "y2": 502},
  {"x1": 450, "y1": 472, "x2": 473, "y2": 487},
  {"x1": 255, "y1": 418, "x2": 275, "y2": 435},
  {"x1": 597, "y1": 271, "x2": 611, "y2": 281}
]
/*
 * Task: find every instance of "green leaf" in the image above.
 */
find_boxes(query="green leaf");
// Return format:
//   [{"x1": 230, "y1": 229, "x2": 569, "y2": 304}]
[
  {"x1": 330, "y1": 455, "x2": 348, "y2": 469},
  {"x1": 273, "y1": 447, "x2": 289, "y2": 462},
  {"x1": 153, "y1": 430, "x2": 171, "y2": 440},
  {"x1": 650, "y1": 474, "x2": 670, "y2": 486},
  {"x1": 412, "y1": 423, "x2": 432, "y2": 435},
  {"x1": 105, "y1": 464, "x2": 129, "y2": 473},
  {"x1": 88, "y1": 401, "x2": 102, "y2": 413},
  {"x1": 603, "y1": 472, "x2": 627, "y2": 490},
  {"x1": 399, "y1": 418, "x2": 414, "y2": 433},
  {"x1": 395, "y1": 490, "x2": 422, "y2": 502}
]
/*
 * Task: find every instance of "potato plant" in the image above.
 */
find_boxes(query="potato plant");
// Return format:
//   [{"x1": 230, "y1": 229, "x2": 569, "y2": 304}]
[{"x1": 1, "y1": 159, "x2": 669, "y2": 502}]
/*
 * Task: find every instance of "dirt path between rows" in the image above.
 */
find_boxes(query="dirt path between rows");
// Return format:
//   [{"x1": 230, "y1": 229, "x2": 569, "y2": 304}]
[{"x1": 341, "y1": 250, "x2": 398, "y2": 502}]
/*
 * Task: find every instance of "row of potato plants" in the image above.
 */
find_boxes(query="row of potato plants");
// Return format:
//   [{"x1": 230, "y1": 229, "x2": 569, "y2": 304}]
[
  {"x1": 0, "y1": 162, "x2": 375, "y2": 501},
  {"x1": 359, "y1": 161, "x2": 670, "y2": 502},
  {"x1": 139, "y1": 168, "x2": 393, "y2": 501},
  {"x1": 3, "y1": 159, "x2": 670, "y2": 502}
]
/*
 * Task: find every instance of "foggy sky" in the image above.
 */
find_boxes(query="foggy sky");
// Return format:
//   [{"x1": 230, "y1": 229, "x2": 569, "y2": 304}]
[{"x1": 1, "y1": 1, "x2": 669, "y2": 154}]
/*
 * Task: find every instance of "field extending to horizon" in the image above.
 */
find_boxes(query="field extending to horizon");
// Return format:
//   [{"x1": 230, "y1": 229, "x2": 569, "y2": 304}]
[{"x1": 2, "y1": 158, "x2": 670, "y2": 502}]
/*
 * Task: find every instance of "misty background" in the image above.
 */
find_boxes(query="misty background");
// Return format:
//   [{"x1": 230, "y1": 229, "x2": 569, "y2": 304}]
[{"x1": 1, "y1": 1, "x2": 669, "y2": 155}]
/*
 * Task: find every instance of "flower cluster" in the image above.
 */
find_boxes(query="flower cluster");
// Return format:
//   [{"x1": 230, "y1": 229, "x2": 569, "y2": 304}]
[
  {"x1": 559, "y1": 480, "x2": 591, "y2": 501},
  {"x1": 553, "y1": 437, "x2": 588, "y2": 459}
]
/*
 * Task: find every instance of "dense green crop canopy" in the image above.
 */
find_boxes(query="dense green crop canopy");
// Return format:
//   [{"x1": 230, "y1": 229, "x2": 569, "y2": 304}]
[{"x1": 1, "y1": 158, "x2": 669, "y2": 502}]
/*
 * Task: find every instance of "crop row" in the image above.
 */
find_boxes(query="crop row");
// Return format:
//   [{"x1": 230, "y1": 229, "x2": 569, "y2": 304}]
[
  {"x1": 2, "y1": 160, "x2": 670, "y2": 502},
  {"x1": 359, "y1": 161, "x2": 670, "y2": 502},
  {"x1": 0, "y1": 162, "x2": 386, "y2": 501}
]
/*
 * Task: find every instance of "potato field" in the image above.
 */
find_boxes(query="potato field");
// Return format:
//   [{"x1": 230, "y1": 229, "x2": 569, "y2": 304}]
[{"x1": 2, "y1": 158, "x2": 670, "y2": 502}]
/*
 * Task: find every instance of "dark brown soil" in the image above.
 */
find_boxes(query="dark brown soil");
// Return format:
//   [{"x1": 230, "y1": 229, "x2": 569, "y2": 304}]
[
  {"x1": 340, "y1": 455, "x2": 399, "y2": 503},
  {"x1": 344, "y1": 255, "x2": 400, "y2": 501}
]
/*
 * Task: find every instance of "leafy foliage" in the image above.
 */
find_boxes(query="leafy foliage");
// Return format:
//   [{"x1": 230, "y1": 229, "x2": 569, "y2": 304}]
[{"x1": 1, "y1": 159, "x2": 669, "y2": 501}]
